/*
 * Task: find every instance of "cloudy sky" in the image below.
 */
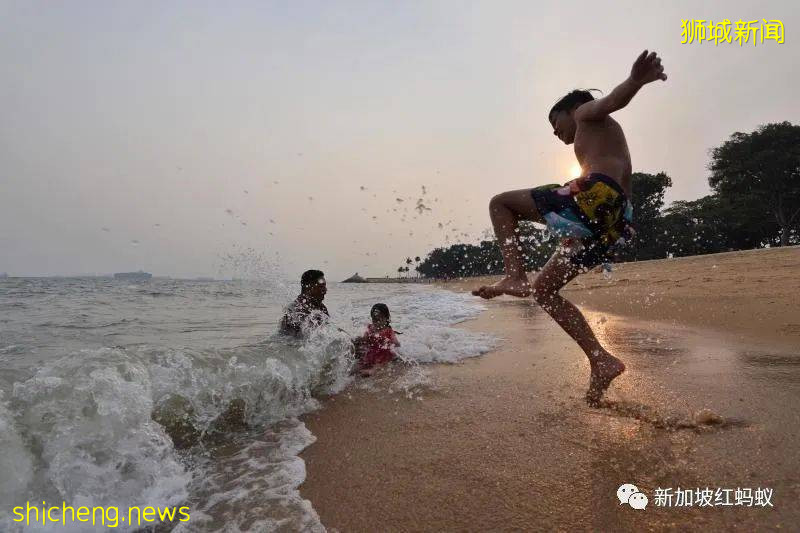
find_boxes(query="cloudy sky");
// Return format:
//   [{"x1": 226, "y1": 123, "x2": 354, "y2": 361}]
[{"x1": 2, "y1": 0, "x2": 798, "y2": 279}]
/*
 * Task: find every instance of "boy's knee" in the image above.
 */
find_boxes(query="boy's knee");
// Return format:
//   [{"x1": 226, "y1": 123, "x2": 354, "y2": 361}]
[
  {"x1": 531, "y1": 283, "x2": 555, "y2": 306},
  {"x1": 489, "y1": 193, "x2": 506, "y2": 212}
]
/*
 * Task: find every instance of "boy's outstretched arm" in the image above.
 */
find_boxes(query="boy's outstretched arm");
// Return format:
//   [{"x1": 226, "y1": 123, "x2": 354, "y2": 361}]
[{"x1": 575, "y1": 50, "x2": 667, "y2": 121}]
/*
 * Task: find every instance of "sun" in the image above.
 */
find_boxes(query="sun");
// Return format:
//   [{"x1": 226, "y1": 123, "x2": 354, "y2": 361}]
[{"x1": 569, "y1": 163, "x2": 582, "y2": 179}]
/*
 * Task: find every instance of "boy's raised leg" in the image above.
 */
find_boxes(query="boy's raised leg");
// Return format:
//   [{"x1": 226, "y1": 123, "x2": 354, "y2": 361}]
[
  {"x1": 531, "y1": 250, "x2": 625, "y2": 405},
  {"x1": 472, "y1": 190, "x2": 543, "y2": 299}
]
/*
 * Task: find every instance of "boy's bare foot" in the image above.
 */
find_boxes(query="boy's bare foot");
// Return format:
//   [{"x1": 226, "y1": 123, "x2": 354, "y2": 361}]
[
  {"x1": 586, "y1": 351, "x2": 625, "y2": 406},
  {"x1": 471, "y1": 275, "x2": 532, "y2": 299}
]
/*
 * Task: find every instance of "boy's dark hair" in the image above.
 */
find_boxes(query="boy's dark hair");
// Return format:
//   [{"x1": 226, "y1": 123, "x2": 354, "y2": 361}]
[
  {"x1": 300, "y1": 269, "x2": 325, "y2": 290},
  {"x1": 548, "y1": 89, "x2": 596, "y2": 121},
  {"x1": 370, "y1": 303, "x2": 390, "y2": 322}
]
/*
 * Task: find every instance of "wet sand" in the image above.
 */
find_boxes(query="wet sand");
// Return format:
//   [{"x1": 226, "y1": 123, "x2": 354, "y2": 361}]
[
  {"x1": 449, "y1": 246, "x2": 800, "y2": 348},
  {"x1": 300, "y1": 247, "x2": 800, "y2": 531}
]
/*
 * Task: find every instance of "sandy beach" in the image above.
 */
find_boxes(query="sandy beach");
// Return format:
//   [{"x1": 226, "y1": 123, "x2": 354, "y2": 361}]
[{"x1": 300, "y1": 246, "x2": 800, "y2": 531}]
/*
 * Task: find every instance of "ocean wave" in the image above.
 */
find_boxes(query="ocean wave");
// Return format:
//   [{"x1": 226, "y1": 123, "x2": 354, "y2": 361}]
[
  {"x1": 0, "y1": 327, "x2": 353, "y2": 532},
  {"x1": 379, "y1": 289, "x2": 497, "y2": 364},
  {"x1": 0, "y1": 344, "x2": 28, "y2": 355},
  {"x1": 0, "y1": 283, "x2": 497, "y2": 531}
]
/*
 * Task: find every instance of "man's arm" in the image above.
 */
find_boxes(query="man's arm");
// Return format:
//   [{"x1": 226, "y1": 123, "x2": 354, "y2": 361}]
[
  {"x1": 574, "y1": 50, "x2": 667, "y2": 121},
  {"x1": 279, "y1": 313, "x2": 300, "y2": 337}
]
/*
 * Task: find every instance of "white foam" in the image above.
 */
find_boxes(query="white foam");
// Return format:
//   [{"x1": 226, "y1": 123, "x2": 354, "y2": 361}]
[
  {"x1": 6, "y1": 348, "x2": 191, "y2": 532},
  {"x1": 0, "y1": 392, "x2": 34, "y2": 511},
  {"x1": 0, "y1": 282, "x2": 497, "y2": 532},
  {"x1": 378, "y1": 289, "x2": 497, "y2": 364},
  {"x1": 177, "y1": 419, "x2": 324, "y2": 533}
]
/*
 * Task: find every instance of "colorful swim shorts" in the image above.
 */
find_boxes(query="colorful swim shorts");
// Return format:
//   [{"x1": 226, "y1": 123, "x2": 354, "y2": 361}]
[{"x1": 531, "y1": 173, "x2": 634, "y2": 269}]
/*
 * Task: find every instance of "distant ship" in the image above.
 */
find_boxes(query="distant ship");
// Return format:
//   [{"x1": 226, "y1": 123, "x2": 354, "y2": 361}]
[{"x1": 113, "y1": 271, "x2": 152, "y2": 281}]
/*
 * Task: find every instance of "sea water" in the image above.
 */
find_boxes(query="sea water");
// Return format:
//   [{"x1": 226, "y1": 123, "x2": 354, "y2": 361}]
[{"x1": 0, "y1": 277, "x2": 495, "y2": 532}]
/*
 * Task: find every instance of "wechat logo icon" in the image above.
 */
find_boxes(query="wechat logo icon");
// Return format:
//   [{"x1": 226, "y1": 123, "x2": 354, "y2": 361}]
[{"x1": 617, "y1": 483, "x2": 648, "y2": 510}]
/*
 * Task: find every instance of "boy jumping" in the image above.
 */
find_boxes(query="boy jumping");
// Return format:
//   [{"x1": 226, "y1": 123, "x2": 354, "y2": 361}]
[{"x1": 472, "y1": 50, "x2": 667, "y2": 405}]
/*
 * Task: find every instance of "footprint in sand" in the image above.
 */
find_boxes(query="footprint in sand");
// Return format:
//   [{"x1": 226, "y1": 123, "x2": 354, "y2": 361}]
[{"x1": 596, "y1": 401, "x2": 744, "y2": 432}]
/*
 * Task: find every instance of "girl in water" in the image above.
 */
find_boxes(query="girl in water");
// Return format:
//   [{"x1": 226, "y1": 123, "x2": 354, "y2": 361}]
[{"x1": 354, "y1": 303, "x2": 400, "y2": 377}]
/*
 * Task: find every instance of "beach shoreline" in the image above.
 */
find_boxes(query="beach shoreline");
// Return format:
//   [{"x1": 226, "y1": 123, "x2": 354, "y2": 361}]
[
  {"x1": 300, "y1": 247, "x2": 800, "y2": 531},
  {"x1": 439, "y1": 246, "x2": 800, "y2": 349}
]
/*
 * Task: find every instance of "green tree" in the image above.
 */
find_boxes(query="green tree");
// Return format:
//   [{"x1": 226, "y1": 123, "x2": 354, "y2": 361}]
[
  {"x1": 660, "y1": 196, "x2": 735, "y2": 257},
  {"x1": 709, "y1": 122, "x2": 800, "y2": 246},
  {"x1": 416, "y1": 242, "x2": 504, "y2": 279},
  {"x1": 619, "y1": 172, "x2": 672, "y2": 260}
]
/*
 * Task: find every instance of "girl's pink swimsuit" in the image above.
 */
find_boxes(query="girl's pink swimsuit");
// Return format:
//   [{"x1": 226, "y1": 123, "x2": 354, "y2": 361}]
[{"x1": 360, "y1": 324, "x2": 398, "y2": 368}]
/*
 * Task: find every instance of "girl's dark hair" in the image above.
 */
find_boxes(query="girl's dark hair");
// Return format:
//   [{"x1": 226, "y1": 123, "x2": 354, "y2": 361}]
[
  {"x1": 370, "y1": 303, "x2": 390, "y2": 322},
  {"x1": 548, "y1": 89, "x2": 598, "y2": 120}
]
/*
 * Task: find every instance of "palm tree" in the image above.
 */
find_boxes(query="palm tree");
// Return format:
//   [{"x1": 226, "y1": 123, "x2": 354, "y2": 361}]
[
  {"x1": 414, "y1": 256, "x2": 421, "y2": 278},
  {"x1": 397, "y1": 266, "x2": 403, "y2": 279}
]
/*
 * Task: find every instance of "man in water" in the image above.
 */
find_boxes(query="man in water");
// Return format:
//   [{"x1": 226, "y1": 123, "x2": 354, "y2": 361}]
[
  {"x1": 472, "y1": 50, "x2": 667, "y2": 405},
  {"x1": 279, "y1": 269, "x2": 330, "y2": 337},
  {"x1": 155, "y1": 270, "x2": 331, "y2": 447}
]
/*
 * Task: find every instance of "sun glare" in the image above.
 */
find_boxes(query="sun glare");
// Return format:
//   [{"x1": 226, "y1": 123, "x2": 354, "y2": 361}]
[{"x1": 569, "y1": 163, "x2": 582, "y2": 178}]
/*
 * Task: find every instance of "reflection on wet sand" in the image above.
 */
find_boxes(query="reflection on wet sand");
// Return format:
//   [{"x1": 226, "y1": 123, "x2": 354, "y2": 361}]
[
  {"x1": 582, "y1": 310, "x2": 799, "y2": 530},
  {"x1": 301, "y1": 297, "x2": 800, "y2": 531}
]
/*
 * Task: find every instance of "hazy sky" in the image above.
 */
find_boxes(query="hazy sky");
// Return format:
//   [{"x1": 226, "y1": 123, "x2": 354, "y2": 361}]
[{"x1": 2, "y1": 1, "x2": 798, "y2": 279}]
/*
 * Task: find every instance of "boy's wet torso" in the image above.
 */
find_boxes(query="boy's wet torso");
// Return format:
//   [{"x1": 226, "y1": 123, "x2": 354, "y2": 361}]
[{"x1": 573, "y1": 116, "x2": 633, "y2": 197}]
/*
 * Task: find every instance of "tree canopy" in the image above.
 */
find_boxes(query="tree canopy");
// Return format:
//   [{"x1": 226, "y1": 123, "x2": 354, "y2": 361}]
[{"x1": 709, "y1": 121, "x2": 800, "y2": 246}]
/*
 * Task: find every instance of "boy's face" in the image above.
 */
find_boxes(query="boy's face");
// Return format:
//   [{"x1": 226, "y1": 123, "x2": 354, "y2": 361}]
[{"x1": 549, "y1": 110, "x2": 576, "y2": 145}]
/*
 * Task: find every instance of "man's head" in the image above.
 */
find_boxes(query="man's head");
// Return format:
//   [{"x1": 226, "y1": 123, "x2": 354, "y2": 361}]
[
  {"x1": 548, "y1": 89, "x2": 595, "y2": 145},
  {"x1": 300, "y1": 269, "x2": 327, "y2": 301}
]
